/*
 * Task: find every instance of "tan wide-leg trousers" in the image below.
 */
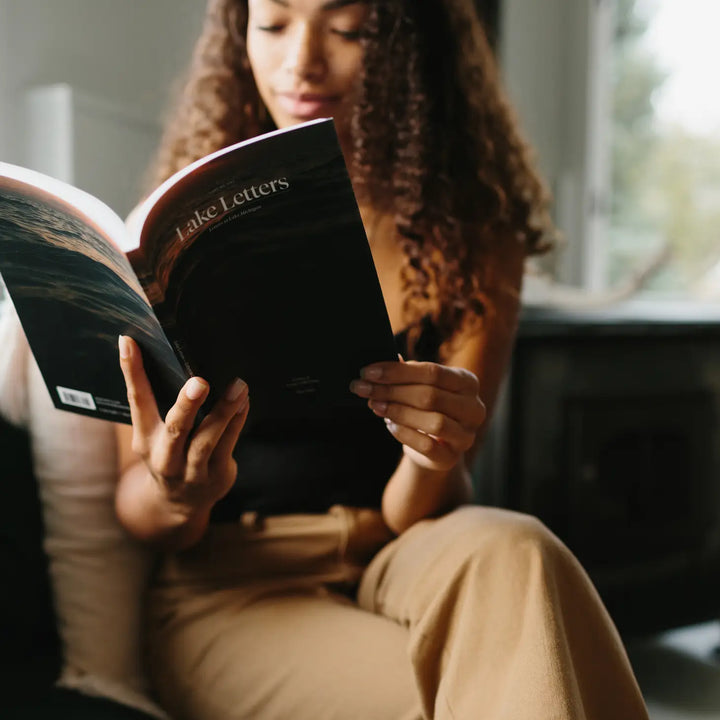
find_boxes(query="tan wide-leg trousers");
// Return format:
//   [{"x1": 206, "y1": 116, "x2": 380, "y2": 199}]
[{"x1": 145, "y1": 505, "x2": 649, "y2": 720}]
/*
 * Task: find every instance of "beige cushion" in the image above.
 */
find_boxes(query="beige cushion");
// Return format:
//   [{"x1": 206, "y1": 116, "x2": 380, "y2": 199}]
[{"x1": 0, "y1": 299, "x2": 30, "y2": 426}]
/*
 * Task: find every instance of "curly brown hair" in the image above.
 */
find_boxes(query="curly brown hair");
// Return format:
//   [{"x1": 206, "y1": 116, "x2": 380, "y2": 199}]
[{"x1": 147, "y1": 0, "x2": 554, "y2": 356}]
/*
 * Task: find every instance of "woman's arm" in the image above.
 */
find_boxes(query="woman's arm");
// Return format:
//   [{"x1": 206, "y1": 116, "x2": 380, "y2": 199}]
[
  {"x1": 351, "y1": 241, "x2": 526, "y2": 533},
  {"x1": 114, "y1": 336, "x2": 249, "y2": 550}
]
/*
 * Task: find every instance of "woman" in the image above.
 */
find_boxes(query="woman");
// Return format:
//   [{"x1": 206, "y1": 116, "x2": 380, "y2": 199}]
[{"x1": 115, "y1": 0, "x2": 650, "y2": 718}]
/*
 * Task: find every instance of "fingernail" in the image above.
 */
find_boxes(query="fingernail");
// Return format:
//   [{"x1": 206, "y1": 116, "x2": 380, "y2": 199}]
[
  {"x1": 350, "y1": 380, "x2": 373, "y2": 396},
  {"x1": 384, "y1": 417, "x2": 397, "y2": 433},
  {"x1": 361, "y1": 366, "x2": 382, "y2": 380},
  {"x1": 236, "y1": 394, "x2": 250, "y2": 415},
  {"x1": 118, "y1": 335, "x2": 130, "y2": 359},
  {"x1": 369, "y1": 400, "x2": 388, "y2": 415},
  {"x1": 225, "y1": 378, "x2": 247, "y2": 402},
  {"x1": 186, "y1": 377, "x2": 208, "y2": 400}
]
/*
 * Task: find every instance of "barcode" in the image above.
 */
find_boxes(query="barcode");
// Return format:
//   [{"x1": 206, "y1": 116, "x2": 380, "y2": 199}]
[{"x1": 56, "y1": 386, "x2": 97, "y2": 410}]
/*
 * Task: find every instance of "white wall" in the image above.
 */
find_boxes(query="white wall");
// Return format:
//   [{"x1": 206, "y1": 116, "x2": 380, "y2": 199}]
[
  {"x1": 500, "y1": 0, "x2": 611, "y2": 288},
  {"x1": 0, "y1": 1, "x2": 12, "y2": 158},
  {"x1": 500, "y1": 0, "x2": 569, "y2": 192},
  {"x1": 0, "y1": 0, "x2": 206, "y2": 199}
]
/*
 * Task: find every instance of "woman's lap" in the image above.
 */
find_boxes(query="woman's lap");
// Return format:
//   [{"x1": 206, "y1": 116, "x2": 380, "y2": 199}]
[
  {"x1": 147, "y1": 582, "x2": 421, "y2": 720},
  {"x1": 145, "y1": 506, "x2": 647, "y2": 720}
]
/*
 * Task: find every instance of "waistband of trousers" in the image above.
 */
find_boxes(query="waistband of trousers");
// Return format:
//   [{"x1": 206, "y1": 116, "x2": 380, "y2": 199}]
[{"x1": 155, "y1": 505, "x2": 395, "y2": 588}]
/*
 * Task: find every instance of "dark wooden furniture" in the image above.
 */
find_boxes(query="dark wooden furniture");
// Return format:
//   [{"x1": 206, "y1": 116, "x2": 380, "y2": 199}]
[{"x1": 477, "y1": 302, "x2": 720, "y2": 636}]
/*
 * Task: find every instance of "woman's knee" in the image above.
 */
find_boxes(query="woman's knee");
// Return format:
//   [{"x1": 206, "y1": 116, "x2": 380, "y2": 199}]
[{"x1": 434, "y1": 505, "x2": 572, "y2": 570}]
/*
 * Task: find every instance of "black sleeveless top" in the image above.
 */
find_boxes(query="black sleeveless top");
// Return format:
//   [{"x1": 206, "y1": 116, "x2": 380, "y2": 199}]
[{"x1": 211, "y1": 317, "x2": 441, "y2": 521}]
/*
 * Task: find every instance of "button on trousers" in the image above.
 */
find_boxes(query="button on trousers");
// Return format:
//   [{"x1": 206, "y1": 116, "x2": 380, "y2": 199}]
[{"x1": 145, "y1": 505, "x2": 648, "y2": 720}]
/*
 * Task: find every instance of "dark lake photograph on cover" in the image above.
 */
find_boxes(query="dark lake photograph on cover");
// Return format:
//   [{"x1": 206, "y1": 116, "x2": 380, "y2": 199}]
[{"x1": 0, "y1": 176, "x2": 185, "y2": 421}]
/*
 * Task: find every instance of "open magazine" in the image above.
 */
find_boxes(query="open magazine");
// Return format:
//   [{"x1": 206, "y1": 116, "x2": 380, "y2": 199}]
[{"x1": 0, "y1": 118, "x2": 397, "y2": 425}]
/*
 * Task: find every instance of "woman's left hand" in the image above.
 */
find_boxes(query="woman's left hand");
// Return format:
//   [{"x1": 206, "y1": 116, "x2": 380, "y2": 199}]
[{"x1": 350, "y1": 361, "x2": 486, "y2": 471}]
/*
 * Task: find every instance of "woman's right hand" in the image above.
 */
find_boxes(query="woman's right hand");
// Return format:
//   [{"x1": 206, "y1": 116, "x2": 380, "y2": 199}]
[{"x1": 118, "y1": 335, "x2": 249, "y2": 517}]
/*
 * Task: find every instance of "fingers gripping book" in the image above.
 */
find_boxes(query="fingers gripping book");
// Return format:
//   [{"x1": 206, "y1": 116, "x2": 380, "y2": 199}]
[{"x1": 0, "y1": 119, "x2": 397, "y2": 425}]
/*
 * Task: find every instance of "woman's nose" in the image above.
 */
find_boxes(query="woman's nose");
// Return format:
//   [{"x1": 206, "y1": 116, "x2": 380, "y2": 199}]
[{"x1": 285, "y1": 24, "x2": 326, "y2": 81}]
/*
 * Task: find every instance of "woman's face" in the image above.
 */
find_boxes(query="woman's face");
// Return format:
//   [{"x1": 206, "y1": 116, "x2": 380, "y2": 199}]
[{"x1": 246, "y1": 0, "x2": 368, "y2": 142}]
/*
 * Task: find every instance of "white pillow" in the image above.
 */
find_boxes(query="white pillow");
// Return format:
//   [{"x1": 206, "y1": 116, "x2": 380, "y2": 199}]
[
  {"x1": 0, "y1": 299, "x2": 30, "y2": 426},
  {"x1": 0, "y1": 302, "x2": 166, "y2": 718}
]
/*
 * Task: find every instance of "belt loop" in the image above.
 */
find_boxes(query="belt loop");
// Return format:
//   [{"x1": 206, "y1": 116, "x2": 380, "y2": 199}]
[
  {"x1": 239, "y1": 510, "x2": 264, "y2": 531},
  {"x1": 329, "y1": 505, "x2": 351, "y2": 562}
]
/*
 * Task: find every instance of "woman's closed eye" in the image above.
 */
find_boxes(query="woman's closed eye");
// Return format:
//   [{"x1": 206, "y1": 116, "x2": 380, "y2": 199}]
[
  {"x1": 330, "y1": 27, "x2": 362, "y2": 41},
  {"x1": 256, "y1": 23, "x2": 285, "y2": 33}
]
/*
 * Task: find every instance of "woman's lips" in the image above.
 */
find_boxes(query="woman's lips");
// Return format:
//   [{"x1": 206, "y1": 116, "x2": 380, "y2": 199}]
[{"x1": 275, "y1": 92, "x2": 340, "y2": 119}]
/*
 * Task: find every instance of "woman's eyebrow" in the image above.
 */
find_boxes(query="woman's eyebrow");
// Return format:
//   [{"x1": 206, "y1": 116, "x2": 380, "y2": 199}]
[
  {"x1": 321, "y1": 0, "x2": 367, "y2": 9},
  {"x1": 266, "y1": 0, "x2": 366, "y2": 8}
]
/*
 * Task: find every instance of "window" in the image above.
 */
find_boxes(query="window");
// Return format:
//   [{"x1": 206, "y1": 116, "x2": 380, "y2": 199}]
[{"x1": 608, "y1": 0, "x2": 720, "y2": 299}]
